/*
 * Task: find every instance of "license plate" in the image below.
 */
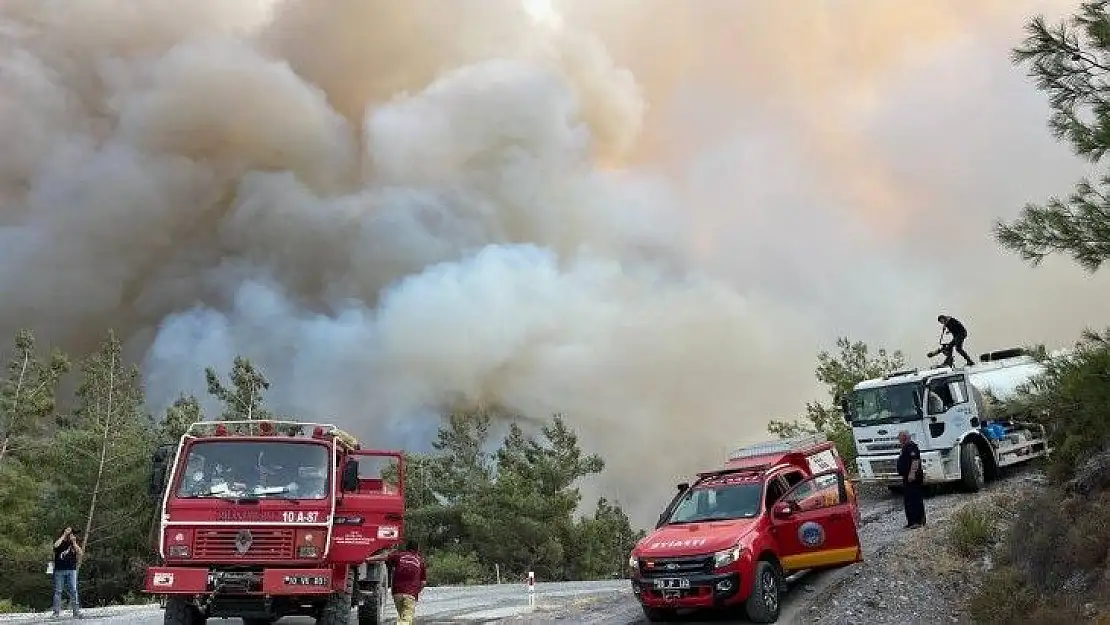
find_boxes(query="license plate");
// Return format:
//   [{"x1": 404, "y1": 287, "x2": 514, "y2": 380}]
[
  {"x1": 283, "y1": 576, "x2": 328, "y2": 586},
  {"x1": 653, "y1": 578, "x2": 690, "y2": 590}
]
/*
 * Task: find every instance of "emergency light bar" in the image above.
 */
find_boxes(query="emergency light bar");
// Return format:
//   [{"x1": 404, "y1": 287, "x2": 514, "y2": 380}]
[
  {"x1": 185, "y1": 420, "x2": 358, "y2": 444},
  {"x1": 726, "y1": 433, "x2": 829, "y2": 462}
]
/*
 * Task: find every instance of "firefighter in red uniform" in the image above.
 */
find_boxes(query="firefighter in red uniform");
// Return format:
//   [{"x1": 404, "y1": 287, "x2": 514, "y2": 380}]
[{"x1": 386, "y1": 540, "x2": 427, "y2": 625}]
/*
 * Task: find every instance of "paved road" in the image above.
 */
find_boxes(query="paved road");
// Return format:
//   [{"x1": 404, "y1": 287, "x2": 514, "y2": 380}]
[
  {"x1": 2, "y1": 496, "x2": 897, "y2": 625},
  {"x1": 0, "y1": 580, "x2": 629, "y2": 624}
]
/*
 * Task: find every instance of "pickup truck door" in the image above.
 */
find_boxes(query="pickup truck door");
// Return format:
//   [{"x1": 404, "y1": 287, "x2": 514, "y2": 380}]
[{"x1": 770, "y1": 470, "x2": 863, "y2": 573}]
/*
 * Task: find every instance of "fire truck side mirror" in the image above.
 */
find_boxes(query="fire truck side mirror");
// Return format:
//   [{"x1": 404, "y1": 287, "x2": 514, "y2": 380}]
[
  {"x1": 340, "y1": 460, "x2": 360, "y2": 493},
  {"x1": 148, "y1": 444, "x2": 175, "y2": 499}
]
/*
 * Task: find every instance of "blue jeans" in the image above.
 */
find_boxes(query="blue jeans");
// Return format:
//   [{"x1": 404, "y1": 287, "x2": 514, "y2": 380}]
[{"x1": 52, "y1": 569, "x2": 80, "y2": 615}]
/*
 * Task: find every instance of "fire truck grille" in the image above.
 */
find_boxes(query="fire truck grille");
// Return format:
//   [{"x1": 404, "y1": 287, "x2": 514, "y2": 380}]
[
  {"x1": 194, "y1": 528, "x2": 295, "y2": 560},
  {"x1": 639, "y1": 555, "x2": 714, "y2": 578}
]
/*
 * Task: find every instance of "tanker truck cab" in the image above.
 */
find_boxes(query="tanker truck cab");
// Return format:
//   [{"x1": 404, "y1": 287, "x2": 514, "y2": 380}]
[
  {"x1": 845, "y1": 348, "x2": 1052, "y2": 491},
  {"x1": 628, "y1": 435, "x2": 862, "y2": 623}
]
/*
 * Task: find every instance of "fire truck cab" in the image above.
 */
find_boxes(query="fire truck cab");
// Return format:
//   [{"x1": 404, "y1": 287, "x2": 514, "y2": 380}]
[
  {"x1": 145, "y1": 420, "x2": 405, "y2": 625},
  {"x1": 628, "y1": 434, "x2": 863, "y2": 623}
]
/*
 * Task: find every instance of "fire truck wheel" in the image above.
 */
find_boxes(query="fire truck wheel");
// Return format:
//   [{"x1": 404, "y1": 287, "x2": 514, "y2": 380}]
[
  {"x1": 163, "y1": 597, "x2": 204, "y2": 625},
  {"x1": 356, "y1": 589, "x2": 382, "y2": 625},
  {"x1": 640, "y1": 606, "x2": 678, "y2": 622},
  {"x1": 744, "y1": 559, "x2": 784, "y2": 623},
  {"x1": 316, "y1": 568, "x2": 354, "y2": 625}
]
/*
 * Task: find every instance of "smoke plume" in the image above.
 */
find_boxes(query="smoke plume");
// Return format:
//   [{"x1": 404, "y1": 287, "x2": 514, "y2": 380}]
[{"x1": 1, "y1": 0, "x2": 1107, "y2": 523}]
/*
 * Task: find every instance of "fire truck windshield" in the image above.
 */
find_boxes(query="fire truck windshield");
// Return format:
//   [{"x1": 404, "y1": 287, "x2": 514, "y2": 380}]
[
  {"x1": 175, "y1": 440, "x2": 330, "y2": 500},
  {"x1": 664, "y1": 475, "x2": 762, "y2": 524}
]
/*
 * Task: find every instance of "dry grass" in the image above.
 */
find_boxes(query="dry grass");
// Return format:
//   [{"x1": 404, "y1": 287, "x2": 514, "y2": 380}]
[{"x1": 947, "y1": 506, "x2": 998, "y2": 559}]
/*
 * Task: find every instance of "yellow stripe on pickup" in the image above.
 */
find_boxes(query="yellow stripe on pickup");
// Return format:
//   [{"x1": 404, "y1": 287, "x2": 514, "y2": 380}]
[{"x1": 781, "y1": 546, "x2": 860, "y2": 571}]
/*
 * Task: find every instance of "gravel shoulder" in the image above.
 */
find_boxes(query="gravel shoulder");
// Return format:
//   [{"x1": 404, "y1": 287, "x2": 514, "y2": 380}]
[{"x1": 791, "y1": 468, "x2": 1048, "y2": 625}]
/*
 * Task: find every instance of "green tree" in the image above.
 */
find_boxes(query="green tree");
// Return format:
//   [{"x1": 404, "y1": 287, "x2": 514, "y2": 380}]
[
  {"x1": 0, "y1": 329, "x2": 70, "y2": 465},
  {"x1": 570, "y1": 497, "x2": 645, "y2": 580},
  {"x1": 767, "y1": 338, "x2": 906, "y2": 471},
  {"x1": 205, "y1": 356, "x2": 273, "y2": 421},
  {"x1": 995, "y1": 2, "x2": 1110, "y2": 270},
  {"x1": 0, "y1": 460, "x2": 52, "y2": 608},
  {"x1": 160, "y1": 394, "x2": 203, "y2": 443}
]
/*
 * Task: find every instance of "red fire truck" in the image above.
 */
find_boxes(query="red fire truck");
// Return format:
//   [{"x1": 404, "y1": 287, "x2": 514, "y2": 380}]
[
  {"x1": 628, "y1": 434, "x2": 863, "y2": 623},
  {"x1": 144, "y1": 420, "x2": 405, "y2": 625}
]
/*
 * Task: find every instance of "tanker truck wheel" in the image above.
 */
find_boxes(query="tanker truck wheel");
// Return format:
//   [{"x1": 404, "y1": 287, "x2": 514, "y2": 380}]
[
  {"x1": 959, "y1": 441, "x2": 985, "y2": 492},
  {"x1": 163, "y1": 597, "x2": 205, "y2": 625},
  {"x1": 316, "y1": 568, "x2": 353, "y2": 625}
]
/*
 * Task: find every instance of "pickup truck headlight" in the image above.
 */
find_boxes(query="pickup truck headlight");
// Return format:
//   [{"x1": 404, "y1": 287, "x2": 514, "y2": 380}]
[{"x1": 713, "y1": 545, "x2": 744, "y2": 569}]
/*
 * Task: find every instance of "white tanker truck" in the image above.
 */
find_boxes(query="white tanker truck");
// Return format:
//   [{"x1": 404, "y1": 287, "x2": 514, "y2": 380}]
[{"x1": 842, "y1": 347, "x2": 1053, "y2": 492}]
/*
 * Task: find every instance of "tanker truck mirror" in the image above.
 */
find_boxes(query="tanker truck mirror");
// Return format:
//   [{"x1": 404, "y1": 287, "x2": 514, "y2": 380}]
[
  {"x1": 340, "y1": 460, "x2": 360, "y2": 492},
  {"x1": 839, "y1": 398, "x2": 853, "y2": 422}
]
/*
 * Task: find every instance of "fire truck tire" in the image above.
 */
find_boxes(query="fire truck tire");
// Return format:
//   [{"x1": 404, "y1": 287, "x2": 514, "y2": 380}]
[
  {"x1": 163, "y1": 597, "x2": 204, "y2": 625},
  {"x1": 316, "y1": 569, "x2": 354, "y2": 625},
  {"x1": 959, "y1": 441, "x2": 985, "y2": 492},
  {"x1": 356, "y1": 589, "x2": 383, "y2": 625},
  {"x1": 744, "y1": 559, "x2": 784, "y2": 623},
  {"x1": 641, "y1": 606, "x2": 678, "y2": 622}
]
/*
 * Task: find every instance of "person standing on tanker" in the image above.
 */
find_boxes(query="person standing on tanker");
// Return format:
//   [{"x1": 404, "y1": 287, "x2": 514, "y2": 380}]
[
  {"x1": 937, "y1": 314, "x2": 975, "y2": 368},
  {"x1": 52, "y1": 526, "x2": 84, "y2": 618},
  {"x1": 386, "y1": 541, "x2": 427, "y2": 625},
  {"x1": 896, "y1": 431, "x2": 926, "y2": 529}
]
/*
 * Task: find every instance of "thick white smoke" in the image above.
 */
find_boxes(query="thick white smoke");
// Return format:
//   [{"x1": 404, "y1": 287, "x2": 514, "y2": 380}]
[{"x1": 4, "y1": 0, "x2": 1108, "y2": 525}]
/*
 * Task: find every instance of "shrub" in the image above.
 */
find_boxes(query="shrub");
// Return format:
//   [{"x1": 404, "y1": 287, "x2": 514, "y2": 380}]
[
  {"x1": 968, "y1": 566, "x2": 1038, "y2": 624},
  {"x1": 426, "y1": 550, "x2": 485, "y2": 586},
  {"x1": 947, "y1": 506, "x2": 997, "y2": 559}
]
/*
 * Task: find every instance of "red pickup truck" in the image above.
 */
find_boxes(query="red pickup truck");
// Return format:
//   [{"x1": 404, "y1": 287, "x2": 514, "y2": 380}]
[{"x1": 628, "y1": 434, "x2": 863, "y2": 623}]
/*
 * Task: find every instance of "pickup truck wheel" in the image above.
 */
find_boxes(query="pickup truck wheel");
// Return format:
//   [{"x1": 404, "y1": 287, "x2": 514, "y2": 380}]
[
  {"x1": 316, "y1": 568, "x2": 353, "y2": 625},
  {"x1": 959, "y1": 441, "x2": 985, "y2": 492},
  {"x1": 163, "y1": 597, "x2": 204, "y2": 625},
  {"x1": 744, "y1": 559, "x2": 783, "y2": 623},
  {"x1": 641, "y1": 606, "x2": 678, "y2": 622}
]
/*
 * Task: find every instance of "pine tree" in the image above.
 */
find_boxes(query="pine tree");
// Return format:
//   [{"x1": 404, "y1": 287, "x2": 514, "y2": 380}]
[
  {"x1": 160, "y1": 394, "x2": 203, "y2": 443},
  {"x1": 51, "y1": 330, "x2": 154, "y2": 600},
  {"x1": 205, "y1": 356, "x2": 273, "y2": 421},
  {"x1": 995, "y1": 2, "x2": 1110, "y2": 270},
  {"x1": 0, "y1": 329, "x2": 69, "y2": 465}
]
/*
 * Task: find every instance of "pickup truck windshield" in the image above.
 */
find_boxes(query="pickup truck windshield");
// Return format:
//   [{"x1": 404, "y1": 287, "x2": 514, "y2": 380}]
[
  {"x1": 664, "y1": 475, "x2": 762, "y2": 524},
  {"x1": 849, "y1": 382, "x2": 922, "y2": 426},
  {"x1": 175, "y1": 440, "x2": 330, "y2": 500}
]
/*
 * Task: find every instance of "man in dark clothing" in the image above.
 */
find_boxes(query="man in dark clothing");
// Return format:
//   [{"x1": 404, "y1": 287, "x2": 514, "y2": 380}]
[
  {"x1": 386, "y1": 540, "x2": 426, "y2": 625},
  {"x1": 936, "y1": 314, "x2": 975, "y2": 368},
  {"x1": 52, "y1": 526, "x2": 83, "y2": 618},
  {"x1": 896, "y1": 432, "x2": 926, "y2": 529}
]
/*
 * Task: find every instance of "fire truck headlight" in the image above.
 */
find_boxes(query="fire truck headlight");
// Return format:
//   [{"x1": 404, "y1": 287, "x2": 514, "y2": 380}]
[
  {"x1": 713, "y1": 545, "x2": 745, "y2": 569},
  {"x1": 297, "y1": 546, "x2": 319, "y2": 558},
  {"x1": 628, "y1": 554, "x2": 639, "y2": 569},
  {"x1": 168, "y1": 544, "x2": 190, "y2": 558}
]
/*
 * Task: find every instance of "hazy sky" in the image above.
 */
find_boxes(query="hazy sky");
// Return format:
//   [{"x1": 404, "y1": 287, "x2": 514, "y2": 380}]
[{"x1": 0, "y1": 0, "x2": 1103, "y2": 523}]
